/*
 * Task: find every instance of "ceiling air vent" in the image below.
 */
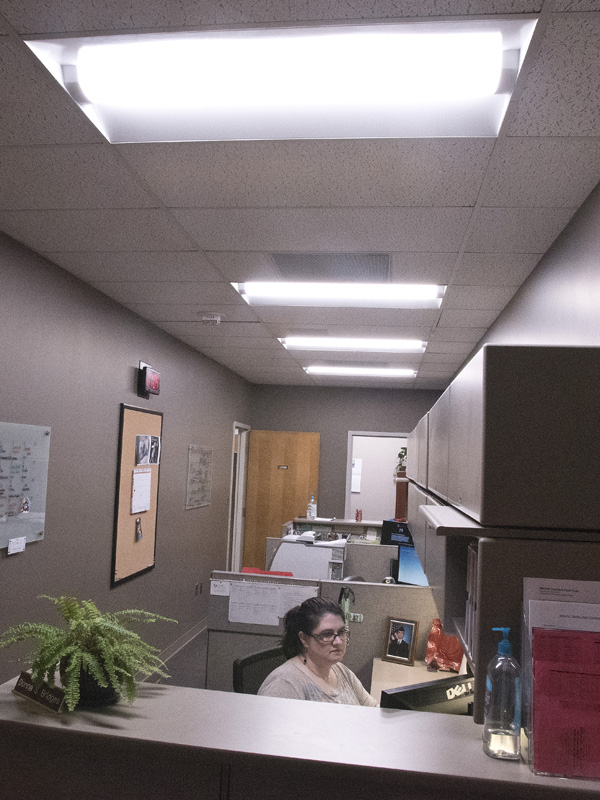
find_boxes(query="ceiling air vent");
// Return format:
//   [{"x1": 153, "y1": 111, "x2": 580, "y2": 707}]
[{"x1": 271, "y1": 253, "x2": 390, "y2": 283}]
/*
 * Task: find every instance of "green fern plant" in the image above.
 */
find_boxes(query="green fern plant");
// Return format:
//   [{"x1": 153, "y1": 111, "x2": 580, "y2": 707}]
[{"x1": 0, "y1": 595, "x2": 176, "y2": 711}]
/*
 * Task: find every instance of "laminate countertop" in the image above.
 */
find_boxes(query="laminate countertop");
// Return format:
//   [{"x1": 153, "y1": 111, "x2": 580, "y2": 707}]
[{"x1": 0, "y1": 677, "x2": 596, "y2": 800}]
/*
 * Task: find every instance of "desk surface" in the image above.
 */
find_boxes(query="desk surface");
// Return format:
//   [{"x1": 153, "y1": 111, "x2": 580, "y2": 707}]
[
  {"x1": 370, "y1": 657, "x2": 468, "y2": 700},
  {"x1": 1, "y1": 677, "x2": 598, "y2": 799}
]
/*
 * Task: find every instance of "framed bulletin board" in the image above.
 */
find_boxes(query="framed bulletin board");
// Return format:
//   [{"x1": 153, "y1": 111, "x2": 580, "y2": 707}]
[{"x1": 111, "y1": 404, "x2": 163, "y2": 587}]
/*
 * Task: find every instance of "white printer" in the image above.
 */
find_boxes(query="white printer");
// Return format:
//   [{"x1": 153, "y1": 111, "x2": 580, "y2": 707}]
[{"x1": 267, "y1": 533, "x2": 346, "y2": 580}]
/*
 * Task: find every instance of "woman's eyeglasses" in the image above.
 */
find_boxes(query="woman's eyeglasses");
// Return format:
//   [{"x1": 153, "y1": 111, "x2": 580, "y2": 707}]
[{"x1": 309, "y1": 627, "x2": 350, "y2": 644}]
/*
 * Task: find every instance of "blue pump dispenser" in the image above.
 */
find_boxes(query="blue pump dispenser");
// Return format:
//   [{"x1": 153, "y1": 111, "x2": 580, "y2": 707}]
[
  {"x1": 483, "y1": 627, "x2": 521, "y2": 760},
  {"x1": 493, "y1": 627, "x2": 513, "y2": 656}
]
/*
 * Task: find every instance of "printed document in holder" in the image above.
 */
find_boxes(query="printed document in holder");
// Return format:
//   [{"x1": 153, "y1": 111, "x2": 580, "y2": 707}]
[{"x1": 268, "y1": 538, "x2": 346, "y2": 580}]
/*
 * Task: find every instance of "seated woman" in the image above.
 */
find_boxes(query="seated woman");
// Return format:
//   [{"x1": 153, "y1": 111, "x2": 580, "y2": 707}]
[{"x1": 258, "y1": 596, "x2": 378, "y2": 706}]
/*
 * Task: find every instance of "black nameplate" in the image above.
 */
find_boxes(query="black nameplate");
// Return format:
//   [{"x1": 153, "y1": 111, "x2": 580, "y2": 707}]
[{"x1": 12, "y1": 671, "x2": 65, "y2": 713}]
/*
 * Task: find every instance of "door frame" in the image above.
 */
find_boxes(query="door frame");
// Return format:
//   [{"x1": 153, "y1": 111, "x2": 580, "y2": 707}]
[
  {"x1": 227, "y1": 421, "x2": 251, "y2": 572},
  {"x1": 344, "y1": 430, "x2": 408, "y2": 519}
]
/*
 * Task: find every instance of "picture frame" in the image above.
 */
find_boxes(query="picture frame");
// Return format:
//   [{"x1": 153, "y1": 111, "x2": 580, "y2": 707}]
[{"x1": 383, "y1": 618, "x2": 419, "y2": 666}]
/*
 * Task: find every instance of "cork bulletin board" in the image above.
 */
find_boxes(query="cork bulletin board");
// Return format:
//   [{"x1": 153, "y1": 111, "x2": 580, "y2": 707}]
[{"x1": 111, "y1": 404, "x2": 163, "y2": 587}]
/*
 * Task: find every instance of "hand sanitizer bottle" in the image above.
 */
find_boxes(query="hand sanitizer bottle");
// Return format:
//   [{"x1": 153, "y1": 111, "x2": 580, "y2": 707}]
[{"x1": 483, "y1": 627, "x2": 521, "y2": 760}]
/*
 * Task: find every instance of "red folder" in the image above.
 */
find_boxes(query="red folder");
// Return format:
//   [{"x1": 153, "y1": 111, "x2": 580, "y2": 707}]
[{"x1": 532, "y1": 627, "x2": 600, "y2": 778}]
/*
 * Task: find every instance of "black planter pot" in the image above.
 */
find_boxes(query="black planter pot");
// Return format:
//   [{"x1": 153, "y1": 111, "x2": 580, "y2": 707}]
[
  {"x1": 77, "y1": 668, "x2": 120, "y2": 708},
  {"x1": 60, "y1": 658, "x2": 120, "y2": 709}
]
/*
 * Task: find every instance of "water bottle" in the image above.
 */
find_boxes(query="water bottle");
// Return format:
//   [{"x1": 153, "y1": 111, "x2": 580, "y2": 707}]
[
  {"x1": 307, "y1": 493, "x2": 316, "y2": 519},
  {"x1": 483, "y1": 627, "x2": 521, "y2": 760}
]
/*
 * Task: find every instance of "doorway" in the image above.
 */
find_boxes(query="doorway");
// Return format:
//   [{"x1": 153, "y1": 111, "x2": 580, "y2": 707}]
[
  {"x1": 243, "y1": 430, "x2": 320, "y2": 569},
  {"x1": 227, "y1": 422, "x2": 250, "y2": 572},
  {"x1": 345, "y1": 431, "x2": 407, "y2": 520}
]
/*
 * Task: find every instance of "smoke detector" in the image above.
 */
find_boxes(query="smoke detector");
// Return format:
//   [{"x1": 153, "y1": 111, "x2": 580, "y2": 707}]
[{"x1": 201, "y1": 314, "x2": 222, "y2": 325}]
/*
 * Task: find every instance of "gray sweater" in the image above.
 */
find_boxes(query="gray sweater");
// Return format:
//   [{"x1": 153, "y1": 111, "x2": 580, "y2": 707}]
[{"x1": 257, "y1": 658, "x2": 378, "y2": 706}]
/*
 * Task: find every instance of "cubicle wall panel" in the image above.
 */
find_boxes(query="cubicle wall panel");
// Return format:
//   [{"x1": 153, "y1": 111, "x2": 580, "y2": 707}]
[
  {"x1": 344, "y1": 542, "x2": 398, "y2": 582},
  {"x1": 407, "y1": 482, "x2": 429, "y2": 571},
  {"x1": 472, "y1": 537, "x2": 600, "y2": 723},
  {"x1": 423, "y1": 496, "x2": 446, "y2": 624},
  {"x1": 207, "y1": 572, "x2": 319, "y2": 691},
  {"x1": 320, "y1": 581, "x2": 439, "y2": 693},
  {"x1": 206, "y1": 630, "x2": 281, "y2": 691}
]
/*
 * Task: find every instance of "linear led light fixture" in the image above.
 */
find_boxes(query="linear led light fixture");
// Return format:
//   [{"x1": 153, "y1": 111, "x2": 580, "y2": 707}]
[
  {"x1": 234, "y1": 282, "x2": 445, "y2": 309},
  {"x1": 305, "y1": 366, "x2": 416, "y2": 378},
  {"x1": 280, "y1": 336, "x2": 425, "y2": 352},
  {"x1": 25, "y1": 18, "x2": 536, "y2": 142}
]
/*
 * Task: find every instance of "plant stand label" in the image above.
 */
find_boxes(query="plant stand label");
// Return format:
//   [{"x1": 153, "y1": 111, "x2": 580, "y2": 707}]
[{"x1": 12, "y1": 671, "x2": 65, "y2": 713}]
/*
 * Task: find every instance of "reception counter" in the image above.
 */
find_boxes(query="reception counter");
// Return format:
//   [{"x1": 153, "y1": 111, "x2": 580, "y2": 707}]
[{"x1": 0, "y1": 676, "x2": 597, "y2": 800}]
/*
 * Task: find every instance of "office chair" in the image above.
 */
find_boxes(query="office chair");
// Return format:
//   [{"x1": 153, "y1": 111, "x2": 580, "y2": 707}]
[{"x1": 232, "y1": 645, "x2": 287, "y2": 694}]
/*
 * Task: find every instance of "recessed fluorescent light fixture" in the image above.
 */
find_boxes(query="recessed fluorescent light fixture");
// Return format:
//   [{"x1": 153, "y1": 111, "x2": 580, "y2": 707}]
[
  {"x1": 25, "y1": 18, "x2": 536, "y2": 142},
  {"x1": 281, "y1": 336, "x2": 425, "y2": 352},
  {"x1": 305, "y1": 366, "x2": 416, "y2": 378},
  {"x1": 234, "y1": 282, "x2": 445, "y2": 309}
]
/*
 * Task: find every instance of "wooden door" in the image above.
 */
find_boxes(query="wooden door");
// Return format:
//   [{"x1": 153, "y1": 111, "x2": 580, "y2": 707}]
[{"x1": 242, "y1": 430, "x2": 320, "y2": 569}]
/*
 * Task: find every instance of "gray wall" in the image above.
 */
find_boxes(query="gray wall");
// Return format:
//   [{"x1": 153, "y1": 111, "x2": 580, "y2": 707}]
[
  {"x1": 0, "y1": 233, "x2": 252, "y2": 684},
  {"x1": 250, "y1": 386, "x2": 441, "y2": 517}
]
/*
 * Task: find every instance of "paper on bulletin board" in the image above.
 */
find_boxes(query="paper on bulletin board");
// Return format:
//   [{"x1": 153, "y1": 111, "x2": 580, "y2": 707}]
[{"x1": 131, "y1": 468, "x2": 152, "y2": 514}]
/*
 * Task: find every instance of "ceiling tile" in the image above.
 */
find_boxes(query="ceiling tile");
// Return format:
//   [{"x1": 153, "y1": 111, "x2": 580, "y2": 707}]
[
  {"x1": 552, "y1": 1, "x2": 600, "y2": 9},
  {"x1": 0, "y1": 144, "x2": 158, "y2": 210},
  {"x1": 265, "y1": 324, "x2": 432, "y2": 338},
  {"x1": 186, "y1": 337, "x2": 284, "y2": 351},
  {"x1": 421, "y1": 352, "x2": 467, "y2": 365},
  {"x1": 480, "y1": 137, "x2": 600, "y2": 208},
  {"x1": 158, "y1": 321, "x2": 268, "y2": 339},
  {"x1": 465, "y1": 206, "x2": 576, "y2": 252},
  {"x1": 172, "y1": 208, "x2": 472, "y2": 252},
  {"x1": 247, "y1": 373, "x2": 315, "y2": 386},
  {"x1": 413, "y1": 377, "x2": 448, "y2": 390},
  {"x1": 307, "y1": 374, "x2": 416, "y2": 388},
  {"x1": 125, "y1": 302, "x2": 259, "y2": 322},
  {"x1": 0, "y1": 0, "x2": 542, "y2": 34},
  {"x1": 199, "y1": 350, "x2": 295, "y2": 365},
  {"x1": 429, "y1": 327, "x2": 488, "y2": 343},
  {"x1": 442, "y1": 285, "x2": 519, "y2": 309},
  {"x1": 452, "y1": 252, "x2": 541, "y2": 285},
  {"x1": 92, "y1": 280, "x2": 243, "y2": 305},
  {"x1": 509, "y1": 14, "x2": 600, "y2": 137},
  {"x1": 286, "y1": 351, "x2": 424, "y2": 365},
  {"x1": 417, "y1": 364, "x2": 460, "y2": 377},
  {"x1": 389, "y1": 252, "x2": 457, "y2": 283},
  {"x1": 0, "y1": 38, "x2": 102, "y2": 145},
  {"x1": 204, "y1": 252, "x2": 280, "y2": 281},
  {"x1": 425, "y1": 340, "x2": 477, "y2": 355},
  {"x1": 251, "y1": 307, "x2": 440, "y2": 326},
  {"x1": 47, "y1": 251, "x2": 224, "y2": 282},
  {"x1": 118, "y1": 139, "x2": 494, "y2": 208},
  {"x1": 437, "y1": 309, "x2": 501, "y2": 327},
  {"x1": 0, "y1": 209, "x2": 194, "y2": 251}
]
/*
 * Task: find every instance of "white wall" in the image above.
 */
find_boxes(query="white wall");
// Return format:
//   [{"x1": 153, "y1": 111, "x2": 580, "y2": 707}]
[{"x1": 348, "y1": 435, "x2": 406, "y2": 521}]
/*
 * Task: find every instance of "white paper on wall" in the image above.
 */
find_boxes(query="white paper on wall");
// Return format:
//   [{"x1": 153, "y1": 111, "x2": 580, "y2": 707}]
[{"x1": 351, "y1": 458, "x2": 362, "y2": 493}]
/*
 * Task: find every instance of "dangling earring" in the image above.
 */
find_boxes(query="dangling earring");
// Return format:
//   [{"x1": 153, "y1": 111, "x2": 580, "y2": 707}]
[{"x1": 303, "y1": 649, "x2": 307, "y2": 664}]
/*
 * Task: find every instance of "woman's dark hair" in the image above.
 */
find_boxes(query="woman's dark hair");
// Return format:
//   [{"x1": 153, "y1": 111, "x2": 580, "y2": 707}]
[{"x1": 281, "y1": 597, "x2": 345, "y2": 658}]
